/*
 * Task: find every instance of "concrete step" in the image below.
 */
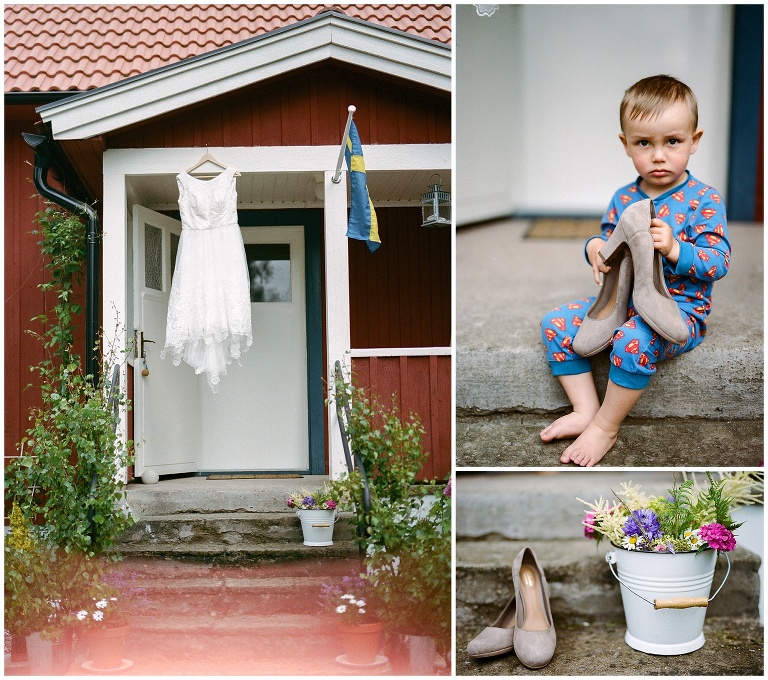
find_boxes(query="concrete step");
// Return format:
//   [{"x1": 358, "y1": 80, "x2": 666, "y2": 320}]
[
  {"x1": 457, "y1": 221, "x2": 763, "y2": 424},
  {"x1": 123, "y1": 474, "x2": 334, "y2": 515},
  {"x1": 457, "y1": 539, "x2": 761, "y2": 626},
  {"x1": 116, "y1": 556, "x2": 363, "y2": 618},
  {"x1": 118, "y1": 511, "x2": 357, "y2": 546},
  {"x1": 457, "y1": 413, "x2": 763, "y2": 467}
]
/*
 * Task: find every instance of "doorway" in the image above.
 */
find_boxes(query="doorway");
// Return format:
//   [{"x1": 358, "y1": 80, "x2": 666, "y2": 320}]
[{"x1": 132, "y1": 206, "x2": 325, "y2": 476}]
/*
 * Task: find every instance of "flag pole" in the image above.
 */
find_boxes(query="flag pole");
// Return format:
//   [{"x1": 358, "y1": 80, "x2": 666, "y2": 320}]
[{"x1": 332, "y1": 105, "x2": 356, "y2": 184}]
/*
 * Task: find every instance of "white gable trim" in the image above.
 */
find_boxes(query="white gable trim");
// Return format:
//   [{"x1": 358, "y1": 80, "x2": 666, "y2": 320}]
[{"x1": 38, "y1": 12, "x2": 451, "y2": 140}]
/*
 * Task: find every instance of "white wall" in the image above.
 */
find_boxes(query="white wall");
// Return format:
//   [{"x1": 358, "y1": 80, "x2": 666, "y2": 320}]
[{"x1": 456, "y1": 4, "x2": 733, "y2": 224}]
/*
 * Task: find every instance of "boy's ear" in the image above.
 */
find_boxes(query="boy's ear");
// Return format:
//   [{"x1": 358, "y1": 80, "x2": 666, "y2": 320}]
[
  {"x1": 690, "y1": 128, "x2": 704, "y2": 154},
  {"x1": 618, "y1": 133, "x2": 630, "y2": 156}
]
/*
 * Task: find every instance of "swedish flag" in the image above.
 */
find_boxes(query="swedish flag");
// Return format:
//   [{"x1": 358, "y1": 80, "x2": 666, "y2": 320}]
[{"x1": 344, "y1": 121, "x2": 381, "y2": 252}]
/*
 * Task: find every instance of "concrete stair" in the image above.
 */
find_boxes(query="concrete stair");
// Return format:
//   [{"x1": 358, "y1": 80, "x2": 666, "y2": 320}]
[
  {"x1": 455, "y1": 471, "x2": 764, "y2": 675},
  {"x1": 116, "y1": 476, "x2": 359, "y2": 562},
  {"x1": 456, "y1": 220, "x2": 764, "y2": 467}
]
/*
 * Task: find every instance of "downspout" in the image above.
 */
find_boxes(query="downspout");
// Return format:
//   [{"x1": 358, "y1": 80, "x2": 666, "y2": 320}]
[{"x1": 22, "y1": 132, "x2": 100, "y2": 383}]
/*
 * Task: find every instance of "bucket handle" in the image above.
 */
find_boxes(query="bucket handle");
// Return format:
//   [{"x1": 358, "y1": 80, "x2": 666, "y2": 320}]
[{"x1": 605, "y1": 550, "x2": 730, "y2": 610}]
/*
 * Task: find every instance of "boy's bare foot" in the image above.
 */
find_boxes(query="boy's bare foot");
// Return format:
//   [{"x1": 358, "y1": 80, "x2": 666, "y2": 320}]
[
  {"x1": 559, "y1": 421, "x2": 618, "y2": 466},
  {"x1": 540, "y1": 410, "x2": 596, "y2": 442}
]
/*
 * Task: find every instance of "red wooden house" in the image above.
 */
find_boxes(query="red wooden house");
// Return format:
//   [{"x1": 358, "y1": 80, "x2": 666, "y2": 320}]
[{"x1": 4, "y1": 5, "x2": 452, "y2": 483}]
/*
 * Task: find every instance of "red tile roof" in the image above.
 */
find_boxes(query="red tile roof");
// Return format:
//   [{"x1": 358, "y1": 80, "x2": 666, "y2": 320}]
[{"x1": 5, "y1": 4, "x2": 451, "y2": 93}]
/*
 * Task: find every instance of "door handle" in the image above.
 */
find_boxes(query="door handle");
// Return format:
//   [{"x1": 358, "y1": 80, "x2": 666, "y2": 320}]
[{"x1": 140, "y1": 332, "x2": 156, "y2": 359}]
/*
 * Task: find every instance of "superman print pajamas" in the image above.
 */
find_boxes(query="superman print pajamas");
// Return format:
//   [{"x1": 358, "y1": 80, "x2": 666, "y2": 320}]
[{"x1": 541, "y1": 173, "x2": 730, "y2": 391}]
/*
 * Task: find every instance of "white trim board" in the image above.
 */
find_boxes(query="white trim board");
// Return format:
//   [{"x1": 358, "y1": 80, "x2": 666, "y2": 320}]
[{"x1": 38, "y1": 12, "x2": 451, "y2": 140}]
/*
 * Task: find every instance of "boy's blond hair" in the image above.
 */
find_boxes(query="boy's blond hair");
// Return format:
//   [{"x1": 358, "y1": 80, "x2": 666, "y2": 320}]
[{"x1": 620, "y1": 75, "x2": 698, "y2": 132}]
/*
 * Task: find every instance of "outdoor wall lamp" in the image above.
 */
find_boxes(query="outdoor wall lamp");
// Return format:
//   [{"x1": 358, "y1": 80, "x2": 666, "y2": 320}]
[{"x1": 420, "y1": 175, "x2": 451, "y2": 227}]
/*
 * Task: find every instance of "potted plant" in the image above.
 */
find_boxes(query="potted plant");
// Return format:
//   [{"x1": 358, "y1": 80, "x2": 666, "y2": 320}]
[
  {"x1": 4, "y1": 504, "x2": 79, "y2": 675},
  {"x1": 579, "y1": 471, "x2": 760, "y2": 655},
  {"x1": 287, "y1": 486, "x2": 339, "y2": 546},
  {"x1": 74, "y1": 570, "x2": 135, "y2": 672},
  {"x1": 329, "y1": 371, "x2": 452, "y2": 674},
  {"x1": 4, "y1": 203, "x2": 134, "y2": 668},
  {"x1": 319, "y1": 575, "x2": 384, "y2": 666}
]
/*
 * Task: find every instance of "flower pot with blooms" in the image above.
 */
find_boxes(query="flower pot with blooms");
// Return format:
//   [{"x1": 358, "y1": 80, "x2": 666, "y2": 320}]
[
  {"x1": 319, "y1": 575, "x2": 384, "y2": 665},
  {"x1": 579, "y1": 472, "x2": 761, "y2": 655},
  {"x1": 75, "y1": 572, "x2": 135, "y2": 671},
  {"x1": 287, "y1": 486, "x2": 339, "y2": 546}
]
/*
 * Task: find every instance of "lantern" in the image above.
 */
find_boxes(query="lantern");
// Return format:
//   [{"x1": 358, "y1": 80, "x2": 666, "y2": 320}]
[{"x1": 420, "y1": 176, "x2": 451, "y2": 227}]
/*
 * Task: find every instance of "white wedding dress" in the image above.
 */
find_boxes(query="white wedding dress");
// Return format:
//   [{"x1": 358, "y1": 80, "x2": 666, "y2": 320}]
[{"x1": 162, "y1": 165, "x2": 252, "y2": 392}]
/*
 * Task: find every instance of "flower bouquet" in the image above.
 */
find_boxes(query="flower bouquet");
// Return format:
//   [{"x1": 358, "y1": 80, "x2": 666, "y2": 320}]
[
  {"x1": 286, "y1": 486, "x2": 339, "y2": 512},
  {"x1": 579, "y1": 472, "x2": 745, "y2": 553},
  {"x1": 288, "y1": 485, "x2": 340, "y2": 546}
]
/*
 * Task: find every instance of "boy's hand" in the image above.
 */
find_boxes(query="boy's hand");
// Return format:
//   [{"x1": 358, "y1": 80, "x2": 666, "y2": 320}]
[
  {"x1": 586, "y1": 237, "x2": 611, "y2": 286},
  {"x1": 650, "y1": 218, "x2": 680, "y2": 264}
]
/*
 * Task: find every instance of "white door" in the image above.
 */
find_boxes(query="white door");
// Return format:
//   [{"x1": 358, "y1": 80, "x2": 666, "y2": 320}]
[
  {"x1": 133, "y1": 207, "x2": 309, "y2": 474},
  {"x1": 198, "y1": 226, "x2": 308, "y2": 471},
  {"x1": 133, "y1": 205, "x2": 198, "y2": 476}
]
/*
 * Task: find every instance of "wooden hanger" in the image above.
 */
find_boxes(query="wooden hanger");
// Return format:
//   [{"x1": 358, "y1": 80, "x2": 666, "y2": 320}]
[{"x1": 185, "y1": 149, "x2": 241, "y2": 178}]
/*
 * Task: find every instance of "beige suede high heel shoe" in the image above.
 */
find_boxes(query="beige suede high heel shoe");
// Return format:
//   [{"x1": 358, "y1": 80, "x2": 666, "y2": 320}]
[
  {"x1": 466, "y1": 593, "x2": 516, "y2": 658},
  {"x1": 572, "y1": 247, "x2": 633, "y2": 357},
  {"x1": 511, "y1": 547, "x2": 556, "y2": 669},
  {"x1": 599, "y1": 199, "x2": 688, "y2": 344}
]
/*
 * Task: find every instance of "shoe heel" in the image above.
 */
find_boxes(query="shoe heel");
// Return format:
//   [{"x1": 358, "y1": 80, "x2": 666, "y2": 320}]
[{"x1": 599, "y1": 226, "x2": 627, "y2": 264}]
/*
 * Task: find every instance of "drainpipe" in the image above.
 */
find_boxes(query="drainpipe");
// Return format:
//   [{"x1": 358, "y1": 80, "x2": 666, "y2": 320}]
[{"x1": 22, "y1": 132, "x2": 100, "y2": 383}]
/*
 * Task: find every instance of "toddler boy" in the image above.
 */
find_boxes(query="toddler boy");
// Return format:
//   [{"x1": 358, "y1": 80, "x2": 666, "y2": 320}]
[{"x1": 540, "y1": 74, "x2": 730, "y2": 466}]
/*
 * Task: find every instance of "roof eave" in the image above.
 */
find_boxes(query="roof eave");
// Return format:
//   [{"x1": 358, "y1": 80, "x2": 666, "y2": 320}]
[{"x1": 37, "y1": 10, "x2": 451, "y2": 141}]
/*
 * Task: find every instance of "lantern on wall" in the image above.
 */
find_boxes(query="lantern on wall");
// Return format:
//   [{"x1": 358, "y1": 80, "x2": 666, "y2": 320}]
[{"x1": 420, "y1": 175, "x2": 451, "y2": 227}]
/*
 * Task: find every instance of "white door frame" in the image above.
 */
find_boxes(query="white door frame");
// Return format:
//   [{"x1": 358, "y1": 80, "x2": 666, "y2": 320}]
[{"x1": 102, "y1": 143, "x2": 450, "y2": 480}]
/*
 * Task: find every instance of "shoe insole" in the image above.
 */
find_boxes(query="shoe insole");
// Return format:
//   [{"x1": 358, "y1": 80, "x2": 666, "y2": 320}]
[
  {"x1": 595, "y1": 265, "x2": 620, "y2": 320},
  {"x1": 519, "y1": 565, "x2": 550, "y2": 631}
]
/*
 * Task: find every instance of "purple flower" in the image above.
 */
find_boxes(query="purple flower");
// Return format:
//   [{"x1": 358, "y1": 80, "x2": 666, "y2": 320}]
[
  {"x1": 444, "y1": 479, "x2": 452, "y2": 498},
  {"x1": 699, "y1": 523, "x2": 737, "y2": 552},
  {"x1": 302, "y1": 496, "x2": 315, "y2": 508},
  {"x1": 623, "y1": 509, "x2": 662, "y2": 540}
]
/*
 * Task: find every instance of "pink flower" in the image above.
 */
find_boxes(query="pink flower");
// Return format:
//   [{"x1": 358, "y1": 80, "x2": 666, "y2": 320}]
[
  {"x1": 654, "y1": 543, "x2": 668, "y2": 552},
  {"x1": 326, "y1": 499, "x2": 337, "y2": 510},
  {"x1": 583, "y1": 512, "x2": 597, "y2": 539},
  {"x1": 699, "y1": 522, "x2": 737, "y2": 552}
]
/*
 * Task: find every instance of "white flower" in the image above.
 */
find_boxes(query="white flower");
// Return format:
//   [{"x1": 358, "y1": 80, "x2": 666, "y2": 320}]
[
  {"x1": 76, "y1": 610, "x2": 88, "y2": 621},
  {"x1": 357, "y1": 599, "x2": 366, "y2": 607},
  {"x1": 93, "y1": 611, "x2": 104, "y2": 622},
  {"x1": 683, "y1": 528, "x2": 702, "y2": 548},
  {"x1": 622, "y1": 535, "x2": 642, "y2": 550},
  {"x1": 336, "y1": 605, "x2": 347, "y2": 614},
  {"x1": 340, "y1": 594, "x2": 354, "y2": 600},
  {"x1": 95, "y1": 599, "x2": 108, "y2": 609},
  {"x1": 359, "y1": 608, "x2": 366, "y2": 614}
]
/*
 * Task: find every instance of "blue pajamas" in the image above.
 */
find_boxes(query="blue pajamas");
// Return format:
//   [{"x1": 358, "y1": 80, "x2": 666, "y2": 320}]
[
  {"x1": 541, "y1": 301, "x2": 702, "y2": 389},
  {"x1": 541, "y1": 172, "x2": 729, "y2": 390}
]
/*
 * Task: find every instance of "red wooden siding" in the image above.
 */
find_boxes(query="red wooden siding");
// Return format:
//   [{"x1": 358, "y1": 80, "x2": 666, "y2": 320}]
[
  {"x1": 349, "y1": 207, "x2": 451, "y2": 349},
  {"x1": 106, "y1": 63, "x2": 450, "y2": 149},
  {"x1": 4, "y1": 105, "x2": 87, "y2": 461},
  {"x1": 351, "y1": 354, "x2": 451, "y2": 482}
]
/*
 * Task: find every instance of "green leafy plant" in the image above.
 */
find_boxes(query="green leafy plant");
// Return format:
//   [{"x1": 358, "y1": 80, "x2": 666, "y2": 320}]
[
  {"x1": 4, "y1": 504, "x2": 98, "y2": 640},
  {"x1": 329, "y1": 370, "x2": 451, "y2": 648},
  {"x1": 5, "y1": 202, "x2": 134, "y2": 558}
]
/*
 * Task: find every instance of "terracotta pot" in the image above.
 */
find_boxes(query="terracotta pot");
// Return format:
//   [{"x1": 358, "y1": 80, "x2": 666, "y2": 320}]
[
  {"x1": 86, "y1": 624, "x2": 130, "y2": 670},
  {"x1": 338, "y1": 620, "x2": 384, "y2": 665}
]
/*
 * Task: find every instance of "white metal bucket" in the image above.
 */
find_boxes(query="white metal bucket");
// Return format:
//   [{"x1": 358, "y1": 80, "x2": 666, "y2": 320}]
[
  {"x1": 606, "y1": 548, "x2": 728, "y2": 655},
  {"x1": 296, "y1": 509, "x2": 336, "y2": 546}
]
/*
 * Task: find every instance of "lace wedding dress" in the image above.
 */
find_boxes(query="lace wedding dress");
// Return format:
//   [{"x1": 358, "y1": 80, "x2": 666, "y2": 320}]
[{"x1": 162, "y1": 165, "x2": 252, "y2": 392}]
